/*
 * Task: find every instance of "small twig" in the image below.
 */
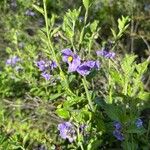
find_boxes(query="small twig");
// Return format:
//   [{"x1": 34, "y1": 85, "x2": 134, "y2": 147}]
[{"x1": 141, "y1": 36, "x2": 150, "y2": 53}]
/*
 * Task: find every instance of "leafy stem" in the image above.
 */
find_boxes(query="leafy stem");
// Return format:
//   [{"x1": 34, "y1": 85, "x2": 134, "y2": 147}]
[
  {"x1": 43, "y1": 0, "x2": 75, "y2": 96},
  {"x1": 78, "y1": 4, "x2": 89, "y2": 50},
  {"x1": 82, "y1": 77, "x2": 94, "y2": 111},
  {"x1": 108, "y1": 59, "x2": 113, "y2": 103}
]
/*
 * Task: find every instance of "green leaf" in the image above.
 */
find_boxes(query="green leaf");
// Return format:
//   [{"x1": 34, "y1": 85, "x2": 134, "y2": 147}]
[
  {"x1": 127, "y1": 128, "x2": 146, "y2": 134},
  {"x1": 116, "y1": 16, "x2": 130, "y2": 39},
  {"x1": 6, "y1": 47, "x2": 12, "y2": 54},
  {"x1": 32, "y1": 4, "x2": 44, "y2": 15},
  {"x1": 63, "y1": 96, "x2": 84, "y2": 107},
  {"x1": 23, "y1": 133, "x2": 29, "y2": 147},
  {"x1": 49, "y1": 93, "x2": 63, "y2": 101},
  {"x1": 118, "y1": 16, "x2": 130, "y2": 31},
  {"x1": 135, "y1": 60, "x2": 148, "y2": 75},
  {"x1": 121, "y1": 54, "x2": 137, "y2": 75},
  {"x1": 94, "y1": 97, "x2": 106, "y2": 108},
  {"x1": 110, "y1": 69, "x2": 123, "y2": 85},
  {"x1": 51, "y1": 26, "x2": 61, "y2": 36},
  {"x1": 122, "y1": 142, "x2": 138, "y2": 150},
  {"x1": 90, "y1": 20, "x2": 99, "y2": 32},
  {"x1": 72, "y1": 108, "x2": 91, "y2": 123},
  {"x1": 111, "y1": 28, "x2": 117, "y2": 39},
  {"x1": 56, "y1": 108, "x2": 70, "y2": 119},
  {"x1": 87, "y1": 138, "x2": 102, "y2": 150},
  {"x1": 82, "y1": 0, "x2": 89, "y2": 10},
  {"x1": 138, "y1": 92, "x2": 150, "y2": 101},
  {"x1": 105, "y1": 105, "x2": 122, "y2": 121},
  {"x1": 68, "y1": 74, "x2": 76, "y2": 83}
]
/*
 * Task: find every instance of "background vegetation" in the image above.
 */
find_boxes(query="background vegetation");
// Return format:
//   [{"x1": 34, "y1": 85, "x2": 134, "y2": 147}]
[{"x1": 0, "y1": 0, "x2": 149, "y2": 149}]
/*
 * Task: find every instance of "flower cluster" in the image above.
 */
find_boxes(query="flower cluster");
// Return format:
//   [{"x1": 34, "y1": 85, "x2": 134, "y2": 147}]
[
  {"x1": 113, "y1": 121, "x2": 124, "y2": 141},
  {"x1": 58, "y1": 122, "x2": 87, "y2": 143},
  {"x1": 6, "y1": 56, "x2": 20, "y2": 66},
  {"x1": 36, "y1": 60, "x2": 57, "y2": 80},
  {"x1": 62, "y1": 49, "x2": 100, "y2": 76},
  {"x1": 58, "y1": 122, "x2": 76, "y2": 143},
  {"x1": 135, "y1": 118, "x2": 143, "y2": 128},
  {"x1": 96, "y1": 48, "x2": 115, "y2": 59}
]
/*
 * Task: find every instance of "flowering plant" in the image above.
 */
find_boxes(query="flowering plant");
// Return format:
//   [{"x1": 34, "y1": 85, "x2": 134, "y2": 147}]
[{"x1": 0, "y1": 0, "x2": 149, "y2": 149}]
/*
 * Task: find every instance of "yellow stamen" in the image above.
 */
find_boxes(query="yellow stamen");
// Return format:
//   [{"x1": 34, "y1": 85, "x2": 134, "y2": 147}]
[{"x1": 68, "y1": 56, "x2": 73, "y2": 62}]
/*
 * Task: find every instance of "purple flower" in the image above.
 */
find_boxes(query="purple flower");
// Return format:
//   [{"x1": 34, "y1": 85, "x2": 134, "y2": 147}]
[
  {"x1": 36, "y1": 60, "x2": 57, "y2": 71},
  {"x1": 113, "y1": 121, "x2": 122, "y2": 130},
  {"x1": 113, "y1": 121, "x2": 124, "y2": 141},
  {"x1": 77, "y1": 60, "x2": 100, "y2": 76},
  {"x1": 41, "y1": 72, "x2": 51, "y2": 80},
  {"x1": 58, "y1": 122, "x2": 76, "y2": 143},
  {"x1": 6, "y1": 56, "x2": 20, "y2": 66},
  {"x1": 113, "y1": 130, "x2": 124, "y2": 141},
  {"x1": 50, "y1": 61, "x2": 57, "y2": 70},
  {"x1": 62, "y1": 49, "x2": 81, "y2": 72},
  {"x1": 36, "y1": 60, "x2": 46, "y2": 71},
  {"x1": 135, "y1": 118, "x2": 143, "y2": 128},
  {"x1": 61, "y1": 49, "x2": 100, "y2": 75},
  {"x1": 96, "y1": 49, "x2": 115, "y2": 59}
]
